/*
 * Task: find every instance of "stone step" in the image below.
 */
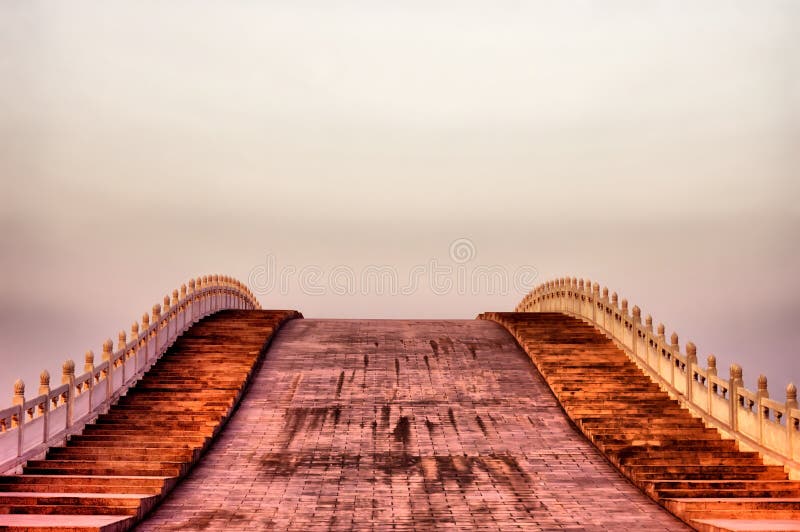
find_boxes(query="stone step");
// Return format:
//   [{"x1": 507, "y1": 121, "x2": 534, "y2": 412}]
[
  {"x1": 46, "y1": 448, "x2": 196, "y2": 462},
  {"x1": 0, "y1": 493, "x2": 157, "y2": 517},
  {"x1": 0, "y1": 475, "x2": 172, "y2": 495},
  {"x1": 23, "y1": 460, "x2": 186, "y2": 477},
  {"x1": 664, "y1": 498, "x2": 800, "y2": 520},
  {"x1": 691, "y1": 518, "x2": 800, "y2": 532},
  {"x1": 0, "y1": 514, "x2": 134, "y2": 532}
]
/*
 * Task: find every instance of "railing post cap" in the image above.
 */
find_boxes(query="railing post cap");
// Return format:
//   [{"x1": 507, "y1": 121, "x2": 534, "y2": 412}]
[
  {"x1": 670, "y1": 331, "x2": 679, "y2": 347},
  {"x1": 131, "y1": 321, "x2": 139, "y2": 334},
  {"x1": 730, "y1": 363, "x2": 743, "y2": 380},
  {"x1": 611, "y1": 292, "x2": 618, "y2": 304},
  {"x1": 12, "y1": 379, "x2": 24, "y2": 404},
  {"x1": 142, "y1": 312, "x2": 150, "y2": 326},
  {"x1": 707, "y1": 354, "x2": 717, "y2": 368},
  {"x1": 188, "y1": 278, "x2": 196, "y2": 290},
  {"x1": 632, "y1": 305, "x2": 641, "y2": 318},
  {"x1": 621, "y1": 299, "x2": 628, "y2": 311},
  {"x1": 686, "y1": 341, "x2": 697, "y2": 358},
  {"x1": 85, "y1": 350, "x2": 94, "y2": 364},
  {"x1": 758, "y1": 374, "x2": 768, "y2": 392},
  {"x1": 102, "y1": 338, "x2": 113, "y2": 353},
  {"x1": 163, "y1": 294, "x2": 170, "y2": 308},
  {"x1": 657, "y1": 323, "x2": 665, "y2": 335},
  {"x1": 180, "y1": 284, "x2": 187, "y2": 297},
  {"x1": 787, "y1": 383, "x2": 797, "y2": 402},
  {"x1": 152, "y1": 304, "x2": 161, "y2": 317},
  {"x1": 62, "y1": 359, "x2": 75, "y2": 375},
  {"x1": 602, "y1": 286, "x2": 609, "y2": 297},
  {"x1": 118, "y1": 330, "x2": 126, "y2": 346},
  {"x1": 39, "y1": 370, "x2": 50, "y2": 387}
]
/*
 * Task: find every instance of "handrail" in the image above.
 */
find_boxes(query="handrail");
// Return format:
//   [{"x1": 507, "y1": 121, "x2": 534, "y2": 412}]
[
  {"x1": 517, "y1": 276, "x2": 800, "y2": 479},
  {"x1": 0, "y1": 274, "x2": 260, "y2": 474}
]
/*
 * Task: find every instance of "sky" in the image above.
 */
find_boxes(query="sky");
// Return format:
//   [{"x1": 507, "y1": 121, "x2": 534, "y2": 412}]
[{"x1": 1, "y1": 1, "x2": 799, "y2": 399}]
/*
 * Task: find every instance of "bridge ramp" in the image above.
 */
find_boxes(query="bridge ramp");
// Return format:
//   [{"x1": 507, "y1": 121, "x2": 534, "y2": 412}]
[{"x1": 139, "y1": 318, "x2": 687, "y2": 530}]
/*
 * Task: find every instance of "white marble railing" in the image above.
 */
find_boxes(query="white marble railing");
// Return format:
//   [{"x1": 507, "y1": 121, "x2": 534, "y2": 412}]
[
  {"x1": 518, "y1": 277, "x2": 800, "y2": 478},
  {"x1": 0, "y1": 274, "x2": 259, "y2": 474}
]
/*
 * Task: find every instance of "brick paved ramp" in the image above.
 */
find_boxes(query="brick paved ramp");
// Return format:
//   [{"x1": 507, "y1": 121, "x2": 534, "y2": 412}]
[
  {"x1": 0, "y1": 309, "x2": 300, "y2": 532},
  {"x1": 138, "y1": 319, "x2": 687, "y2": 531}
]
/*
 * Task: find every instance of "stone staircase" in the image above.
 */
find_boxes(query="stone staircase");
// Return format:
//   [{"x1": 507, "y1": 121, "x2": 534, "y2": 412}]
[
  {"x1": 0, "y1": 309, "x2": 300, "y2": 532},
  {"x1": 480, "y1": 312, "x2": 800, "y2": 532}
]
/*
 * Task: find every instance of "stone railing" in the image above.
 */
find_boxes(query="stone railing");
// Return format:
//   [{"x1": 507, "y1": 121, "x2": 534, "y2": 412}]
[
  {"x1": 518, "y1": 276, "x2": 800, "y2": 478},
  {"x1": 0, "y1": 274, "x2": 259, "y2": 474}
]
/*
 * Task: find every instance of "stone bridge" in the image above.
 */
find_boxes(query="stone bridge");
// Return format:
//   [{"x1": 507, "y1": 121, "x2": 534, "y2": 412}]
[{"x1": 0, "y1": 275, "x2": 798, "y2": 531}]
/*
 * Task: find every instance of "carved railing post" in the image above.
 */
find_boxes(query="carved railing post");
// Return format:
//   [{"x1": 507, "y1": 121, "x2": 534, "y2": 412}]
[
  {"x1": 757, "y1": 374, "x2": 769, "y2": 445},
  {"x1": 631, "y1": 306, "x2": 642, "y2": 358},
  {"x1": 179, "y1": 284, "x2": 187, "y2": 332},
  {"x1": 102, "y1": 338, "x2": 113, "y2": 406},
  {"x1": 84, "y1": 350, "x2": 95, "y2": 412},
  {"x1": 787, "y1": 383, "x2": 798, "y2": 459},
  {"x1": 117, "y1": 330, "x2": 127, "y2": 388},
  {"x1": 62, "y1": 359, "x2": 75, "y2": 428},
  {"x1": 730, "y1": 364, "x2": 743, "y2": 432},
  {"x1": 669, "y1": 332, "x2": 679, "y2": 389},
  {"x1": 685, "y1": 342, "x2": 697, "y2": 404},
  {"x1": 141, "y1": 312, "x2": 151, "y2": 366},
  {"x1": 707, "y1": 355, "x2": 717, "y2": 417},
  {"x1": 39, "y1": 371, "x2": 50, "y2": 443},
  {"x1": 163, "y1": 295, "x2": 172, "y2": 346},
  {"x1": 152, "y1": 304, "x2": 161, "y2": 357},
  {"x1": 12, "y1": 380, "x2": 24, "y2": 458}
]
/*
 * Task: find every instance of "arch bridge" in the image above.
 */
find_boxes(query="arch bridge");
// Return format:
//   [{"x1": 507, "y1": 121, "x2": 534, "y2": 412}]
[{"x1": 0, "y1": 275, "x2": 797, "y2": 531}]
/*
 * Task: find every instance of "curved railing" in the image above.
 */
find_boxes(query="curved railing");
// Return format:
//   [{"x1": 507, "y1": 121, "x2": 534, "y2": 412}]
[
  {"x1": 517, "y1": 276, "x2": 800, "y2": 478},
  {"x1": 0, "y1": 274, "x2": 260, "y2": 474}
]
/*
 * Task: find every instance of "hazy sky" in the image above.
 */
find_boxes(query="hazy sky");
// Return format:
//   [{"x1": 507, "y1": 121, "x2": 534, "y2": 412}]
[{"x1": 1, "y1": 1, "x2": 799, "y2": 398}]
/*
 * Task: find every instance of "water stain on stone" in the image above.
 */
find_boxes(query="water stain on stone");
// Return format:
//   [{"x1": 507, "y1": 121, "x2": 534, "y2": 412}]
[
  {"x1": 429, "y1": 340, "x2": 439, "y2": 359},
  {"x1": 281, "y1": 407, "x2": 308, "y2": 446},
  {"x1": 395, "y1": 358, "x2": 400, "y2": 382},
  {"x1": 475, "y1": 415, "x2": 488, "y2": 436},
  {"x1": 306, "y1": 407, "x2": 329, "y2": 431},
  {"x1": 349, "y1": 368, "x2": 356, "y2": 383},
  {"x1": 436, "y1": 455, "x2": 475, "y2": 487},
  {"x1": 165, "y1": 508, "x2": 250, "y2": 531},
  {"x1": 439, "y1": 336, "x2": 455, "y2": 355},
  {"x1": 448, "y1": 407, "x2": 458, "y2": 431},
  {"x1": 468, "y1": 344, "x2": 477, "y2": 359},
  {"x1": 371, "y1": 420, "x2": 378, "y2": 438},
  {"x1": 425, "y1": 417, "x2": 435, "y2": 435},
  {"x1": 374, "y1": 451, "x2": 419, "y2": 479},
  {"x1": 374, "y1": 341, "x2": 379, "y2": 347},
  {"x1": 381, "y1": 404, "x2": 391, "y2": 427},
  {"x1": 393, "y1": 415, "x2": 411, "y2": 445},
  {"x1": 423, "y1": 354, "x2": 430, "y2": 371},
  {"x1": 336, "y1": 371, "x2": 345, "y2": 397},
  {"x1": 333, "y1": 405, "x2": 342, "y2": 426},
  {"x1": 364, "y1": 354, "x2": 369, "y2": 368}
]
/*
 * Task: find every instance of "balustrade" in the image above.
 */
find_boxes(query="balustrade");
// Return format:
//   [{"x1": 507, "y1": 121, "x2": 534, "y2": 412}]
[
  {"x1": 0, "y1": 274, "x2": 259, "y2": 473},
  {"x1": 517, "y1": 276, "x2": 800, "y2": 477}
]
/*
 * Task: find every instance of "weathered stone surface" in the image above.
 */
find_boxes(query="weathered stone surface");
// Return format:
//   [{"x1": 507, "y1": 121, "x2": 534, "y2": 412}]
[{"x1": 139, "y1": 319, "x2": 687, "y2": 531}]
